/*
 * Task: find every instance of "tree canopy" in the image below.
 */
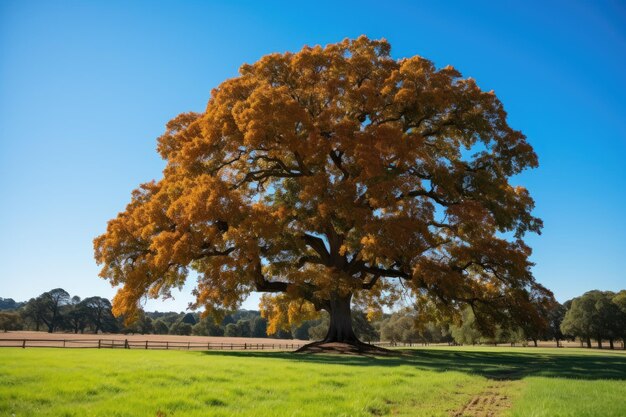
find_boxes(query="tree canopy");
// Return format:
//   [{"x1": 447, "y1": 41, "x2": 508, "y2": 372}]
[
  {"x1": 94, "y1": 36, "x2": 552, "y2": 347},
  {"x1": 561, "y1": 290, "x2": 626, "y2": 349}
]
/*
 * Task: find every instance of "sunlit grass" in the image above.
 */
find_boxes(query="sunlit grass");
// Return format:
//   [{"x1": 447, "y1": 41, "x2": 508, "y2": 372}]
[{"x1": 0, "y1": 346, "x2": 624, "y2": 416}]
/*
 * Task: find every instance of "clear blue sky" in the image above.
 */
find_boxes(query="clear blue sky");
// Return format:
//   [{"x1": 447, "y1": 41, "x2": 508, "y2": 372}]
[{"x1": 1, "y1": 0, "x2": 625, "y2": 312}]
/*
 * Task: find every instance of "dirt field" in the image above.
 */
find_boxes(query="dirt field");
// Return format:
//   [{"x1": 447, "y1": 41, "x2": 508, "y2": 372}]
[{"x1": 0, "y1": 331, "x2": 310, "y2": 349}]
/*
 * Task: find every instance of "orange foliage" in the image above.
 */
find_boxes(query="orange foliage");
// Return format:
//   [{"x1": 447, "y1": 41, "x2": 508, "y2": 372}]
[{"x1": 94, "y1": 36, "x2": 551, "y2": 332}]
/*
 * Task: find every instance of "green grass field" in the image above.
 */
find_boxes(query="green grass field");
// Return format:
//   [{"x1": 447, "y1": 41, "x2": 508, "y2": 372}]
[{"x1": 1, "y1": 346, "x2": 624, "y2": 417}]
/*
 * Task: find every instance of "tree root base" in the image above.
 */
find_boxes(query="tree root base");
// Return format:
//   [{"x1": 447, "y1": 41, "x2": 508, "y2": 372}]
[{"x1": 294, "y1": 341, "x2": 395, "y2": 356}]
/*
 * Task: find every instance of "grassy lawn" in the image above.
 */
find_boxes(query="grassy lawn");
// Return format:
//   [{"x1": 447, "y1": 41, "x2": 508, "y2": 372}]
[{"x1": 0, "y1": 346, "x2": 624, "y2": 417}]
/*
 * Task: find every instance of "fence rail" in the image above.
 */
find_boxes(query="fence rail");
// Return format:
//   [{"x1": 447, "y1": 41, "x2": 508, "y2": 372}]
[
  {"x1": 0, "y1": 338, "x2": 319, "y2": 350},
  {"x1": 0, "y1": 338, "x2": 399, "y2": 351}
]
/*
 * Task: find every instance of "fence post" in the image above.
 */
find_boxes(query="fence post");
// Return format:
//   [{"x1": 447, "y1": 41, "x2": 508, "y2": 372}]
[
  {"x1": 22, "y1": 339, "x2": 26, "y2": 349},
  {"x1": 244, "y1": 343, "x2": 247, "y2": 350},
  {"x1": 230, "y1": 343, "x2": 233, "y2": 350},
  {"x1": 145, "y1": 341, "x2": 148, "y2": 350},
  {"x1": 166, "y1": 341, "x2": 169, "y2": 350},
  {"x1": 98, "y1": 339, "x2": 101, "y2": 349},
  {"x1": 125, "y1": 339, "x2": 129, "y2": 349}
]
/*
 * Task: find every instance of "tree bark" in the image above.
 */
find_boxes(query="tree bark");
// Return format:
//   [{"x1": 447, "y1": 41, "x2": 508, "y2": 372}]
[
  {"x1": 609, "y1": 339, "x2": 614, "y2": 350},
  {"x1": 597, "y1": 337, "x2": 602, "y2": 349},
  {"x1": 586, "y1": 337, "x2": 592, "y2": 348},
  {"x1": 322, "y1": 293, "x2": 359, "y2": 344}
]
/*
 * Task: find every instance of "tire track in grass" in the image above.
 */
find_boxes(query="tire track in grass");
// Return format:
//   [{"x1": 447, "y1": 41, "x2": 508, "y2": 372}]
[
  {"x1": 451, "y1": 368, "x2": 529, "y2": 417},
  {"x1": 452, "y1": 380, "x2": 513, "y2": 417}
]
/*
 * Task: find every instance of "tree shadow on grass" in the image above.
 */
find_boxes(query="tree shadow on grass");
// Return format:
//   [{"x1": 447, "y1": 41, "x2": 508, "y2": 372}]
[{"x1": 198, "y1": 348, "x2": 626, "y2": 381}]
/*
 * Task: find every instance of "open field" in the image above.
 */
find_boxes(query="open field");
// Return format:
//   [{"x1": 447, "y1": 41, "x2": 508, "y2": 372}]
[{"x1": 1, "y1": 346, "x2": 625, "y2": 417}]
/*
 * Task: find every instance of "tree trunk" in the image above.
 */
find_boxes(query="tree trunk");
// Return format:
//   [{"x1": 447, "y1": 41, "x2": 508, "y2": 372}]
[
  {"x1": 533, "y1": 339, "x2": 538, "y2": 347},
  {"x1": 322, "y1": 294, "x2": 359, "y2": 344},
  {"x1": 609, "y1": 339, "x2": 614, "y2": 350},
  {"x1": 586, "y1": 337, "x2": 592, "y2": 348},
  {"x1": 597, "y1": 337, "x2": 602, "y2": 349}
]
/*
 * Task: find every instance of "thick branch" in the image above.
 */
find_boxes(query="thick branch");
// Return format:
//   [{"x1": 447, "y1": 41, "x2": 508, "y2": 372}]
[
  {"x1": 401, "y1": 188, "x2": 460, "y2": 206},
  {"x1": 253, "y1": 262, "x2": 290, "y2": 293},
  {"x1": 362, "y1": 274, "x2": 381, "y2": 289},
  {"x1": 302, "y1": 233, "x2": 331, "y2": 263},
  {"x1": 351, "y1": 261, "x2": 410, "y2": 279},
  {"x1": 329, "y1": 150, "x2": 350, "y2": 181},
  {"x1": 293, "y1": 151, "x2": 311, "y2": 175}
]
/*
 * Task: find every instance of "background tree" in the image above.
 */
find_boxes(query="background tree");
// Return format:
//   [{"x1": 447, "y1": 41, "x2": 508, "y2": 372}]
[
  {"x1": 0, "y1": 298, "x2": 24, "y2": 311},
  {"x1": 124, "y1": 310, "x2": 153, "y2": 334},
  {"x1": 192, "y1": 317, "x2": 224, "y2": 336},
  {"x1": 21, "y1": 297, "x2": 46, "y2": 331},
  {"x1": 594, "y1": 291, "x2": 621, "y2": 349},
  {"x1": 292, "y1": 320, "x2": 314, "y2": 340},
  {"x1": 82, "y1": 296, "x2": 117, "y2": 334},
  {"x1": 155, "y1": 312, "x2": 185, "y2": 328},
  {"x1": 449, "y1": 307, "x2": 482, "y2": 345},
  {"x1": 239, "y1": 320, "x2": 253, "y2": 337},
  {"x1": 561, "y1": 291, "x2": 608, "y2": 348},
  {"x1": 153, "y1": 319, "x2": 170, "y2": 335},
  {"x1": 223, "y1": 323, "x2": 239, "y2": 337},
  {"x1": 0, "y1": 312, "x2": 23, "y2": 332},
  {"x1": 307, "y1": 315, "x2": 330, "y2": 340},
  {"x1": 181, "y1": 313, "x2": 197, "y2": 325},
  {"x1": 517, "y1": 287, "x2": 554, "y2": 347},
  {"x1": 29, "y1": 288, "x2": 70, "y2": 333},
  {"x1": 65, "y1": 296, "x2": 89, "y2": 334},
  {"x1": 545, "y1": 302, "x2": 566, "y2": 347},
  {"x1": 94, "y1": 36, "x2": 552, "y2": 349},
  {"x1": 380, "y1": 309, "x2": 421, "y2": 344},
  {"x1": 169, "y1": 321, "x2": 192, "y2": 336},
  {"x1": 419, "y1": 322, "x2": 453, "y2": 345},
  {"x1": 250, "y1": 316, "x2": 268, "y2": 338},
  {"x1": 612, "y1": 291, "x2": 626, "y2": 349}
]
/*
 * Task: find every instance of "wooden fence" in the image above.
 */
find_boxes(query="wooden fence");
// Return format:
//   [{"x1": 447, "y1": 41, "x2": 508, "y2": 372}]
[
  {"x1": 0, "y1": 338, "x2": 310, "y2": 350},
  {"x1": 0, "y1": 338, "x2": 397, "y2": 351}
]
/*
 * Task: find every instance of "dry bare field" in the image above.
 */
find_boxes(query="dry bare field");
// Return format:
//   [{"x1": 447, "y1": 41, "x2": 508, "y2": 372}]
[{"x1": 0, "y1": 331, "x2": 309, "y2": 349}]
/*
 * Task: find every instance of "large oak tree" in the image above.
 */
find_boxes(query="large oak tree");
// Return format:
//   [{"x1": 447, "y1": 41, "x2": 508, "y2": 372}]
[{"x1": 94, "y1": 37, "x2": 552, "y2": 348}]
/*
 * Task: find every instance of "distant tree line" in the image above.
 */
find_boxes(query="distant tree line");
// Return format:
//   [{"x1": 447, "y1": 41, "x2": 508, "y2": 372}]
[
  {"x1": 1, "y1": 289, "x2": 624, "y2": 349},
  {"x1": 376, "y1": 290, "x2": 625, "y2": 350},
  {"x1": 0, "y1": 289, "x2": 325, "y2": 340}
]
